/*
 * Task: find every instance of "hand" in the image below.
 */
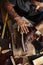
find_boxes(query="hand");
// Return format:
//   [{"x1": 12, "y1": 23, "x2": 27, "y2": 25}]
[
  {"x1": 16, "y1": 17, "x2": 29, "y2": 34},
  {"x1": 36, "y1": 2, "x2": 43, "y2": 9}
]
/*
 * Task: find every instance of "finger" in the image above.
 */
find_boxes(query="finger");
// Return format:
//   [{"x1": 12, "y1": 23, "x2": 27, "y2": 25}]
[
  {"x1": 22, "y1": 23, "x2": 29, "y2": 34},
  {"x1": 21, "y1": 24, "x2": 26, "y2": 33},
  {"x1": 21, "y1": 25, "x2": 25, "y2": 33},
  {"x1": 23, "y1": 26, "x2": 27, "y2": 33},
  {"x1": 22, "y1": 25, "x2": 29, "y2": 34},
  {"x1": 26, "y1": 26, "x2": 29, "y2": 33},
  {"x1": 24, "y1": 25, "x2": 29, "y2": 34},
  {"x1": 20, "y1": 22, "x2": 29, "y2": 33}
]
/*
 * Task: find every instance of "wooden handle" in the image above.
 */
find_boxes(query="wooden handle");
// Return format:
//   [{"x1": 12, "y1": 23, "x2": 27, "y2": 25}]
[{"x1": 1, "y1": 13, "x2": 8, "y2": 39}]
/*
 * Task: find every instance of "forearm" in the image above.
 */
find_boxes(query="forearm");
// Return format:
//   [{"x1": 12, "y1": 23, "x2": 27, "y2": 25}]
[{"x1": 4, "y1": 0, "x2": 21, "y2": 22}]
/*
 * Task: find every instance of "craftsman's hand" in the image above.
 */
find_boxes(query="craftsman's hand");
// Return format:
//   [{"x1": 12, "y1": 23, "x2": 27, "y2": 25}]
[
  {"x1": 36, "y1": 2, "x2": 43, "y2": 9},
  {"x1": 16, "y1": 17, "x2": 29, "y2": 34}
]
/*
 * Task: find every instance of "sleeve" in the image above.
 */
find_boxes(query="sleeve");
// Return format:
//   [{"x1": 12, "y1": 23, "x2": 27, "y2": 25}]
[{"x1": 9, "y1": 0, "x2": 16, "y2": 6}]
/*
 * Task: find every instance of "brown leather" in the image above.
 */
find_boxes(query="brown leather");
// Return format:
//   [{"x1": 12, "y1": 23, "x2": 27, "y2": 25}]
[{"x1": 0, "y1": 51, "x2": 12, "y2": 64}]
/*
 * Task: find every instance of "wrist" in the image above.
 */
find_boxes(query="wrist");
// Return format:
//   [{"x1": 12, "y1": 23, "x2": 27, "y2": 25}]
[{"x1": 14, "y1": 15, "x2": 21, "y2": 22}]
